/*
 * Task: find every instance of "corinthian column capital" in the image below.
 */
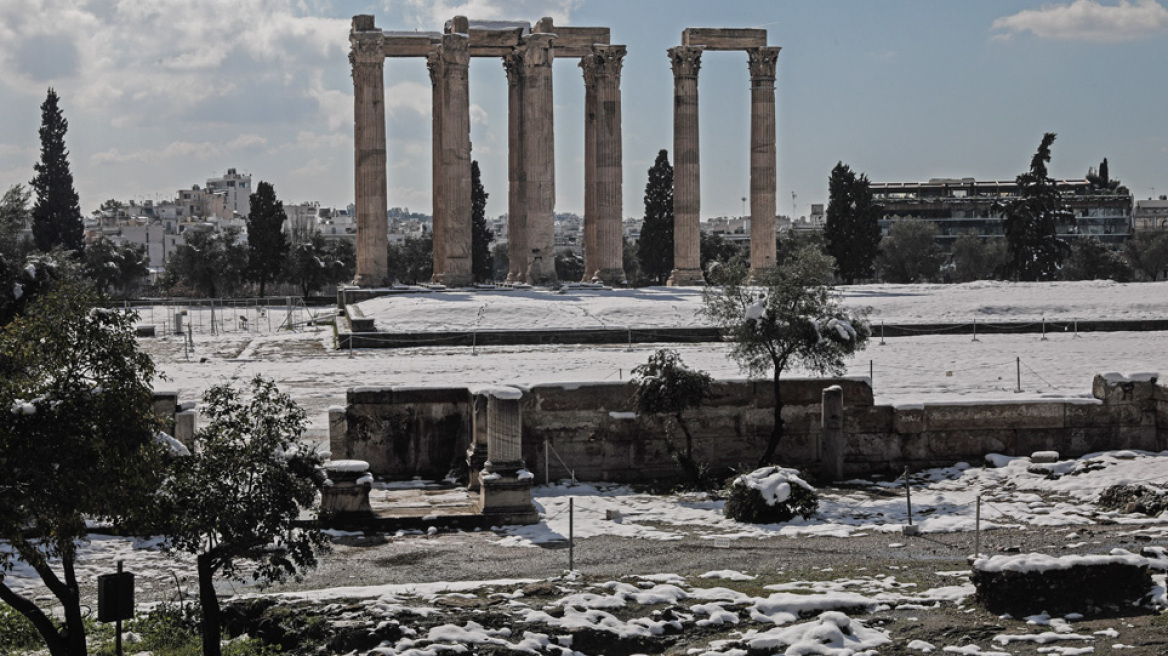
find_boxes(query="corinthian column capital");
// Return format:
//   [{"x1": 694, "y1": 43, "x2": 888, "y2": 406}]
[
  {"x1": 439, "y1": 33, "x2": 470, "y2": 67},
  {"x1": 503, "y1": 48, "x2": 525, "y2": 86},
  {"x1": 426, "y1": 47, "x2": 442, "y2": 86},
  {"x1": 582, "y1": 44, "x2": 626, "y2": 85},
  {"x1": 747, "y1": 46, "x2": 782, "y2": 82},
  {"x1": 668, "y1": 45, "x2": 702, "y2": 79},
  {"x1": 349, "y1": 19, "x2": 385, "y2": 69},
  {"x1": 522, "y1": 33, "x2": 555, "y2": 69}
]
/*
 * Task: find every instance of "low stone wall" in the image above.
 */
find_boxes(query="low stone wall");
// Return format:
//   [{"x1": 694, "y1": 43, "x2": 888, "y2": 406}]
[
  {"x1": 331, "y1": 375, "x2": 1167, "y2": 483},
  {"x1": 333, "y1": 386, "x2": 471, "y2": 480}
]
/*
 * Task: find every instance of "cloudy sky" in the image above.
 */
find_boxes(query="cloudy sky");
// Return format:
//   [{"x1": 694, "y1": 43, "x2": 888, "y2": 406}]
[{"x1": 1, "y1": 0, "x2": 1165, "y2": 221}]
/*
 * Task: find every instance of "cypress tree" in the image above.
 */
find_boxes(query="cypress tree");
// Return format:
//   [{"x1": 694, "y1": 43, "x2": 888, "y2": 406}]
[
  {"x1": 638, "y1": 149, "x2": 674, "y2": 285},
  {"x1": 824, "y1": 162, "x2": 882, "y2": 284},
  {"x1": 30, "y1": 88, "x2": 83, "y2": 253},
  {"x1": 246, "y1": 181, "x2": 289, "y2": 296},
  {"x1": 470, "y1": 160, "x2": 493, "y2": 282},
  {"x1": 1000, "y1": 133, "x2": 1071, "y2": 281}
]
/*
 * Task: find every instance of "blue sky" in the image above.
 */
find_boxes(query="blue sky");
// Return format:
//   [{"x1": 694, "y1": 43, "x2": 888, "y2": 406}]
[{"x1": 0, "y1": 0, "x2": 1164, "y2": 221}]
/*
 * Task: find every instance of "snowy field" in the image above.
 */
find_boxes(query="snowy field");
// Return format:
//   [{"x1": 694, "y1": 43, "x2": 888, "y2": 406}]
[
  {"x1": 354, "y1": 280, "x2": 1168, "y2": 332},
  {"x1": 132, "y1": 280, "x2": 1168, "y2": 431},
  {"x1": 142, "y1": 329, "x2": 1166, "y2": 432}
]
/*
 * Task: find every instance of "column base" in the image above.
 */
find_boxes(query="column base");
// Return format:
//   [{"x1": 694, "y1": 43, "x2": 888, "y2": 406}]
[
  {"x1": 477, "y1": 471, "x2": 538, "y2": 525},
  {"x1": 666, "y1": 268, "x2": 705, "y2": 287},
  {"x1": 526, "y1": 257, "x2": 558, "y2": 287},
  {"x1": 591, "y1": 268, "x2": 627, "y2": 287},
  {"x1": 747, "y1": 266, "x2": 774, "y2": 285},
  {"x1": 432, "y1": 272, "x2": 473, "y2": 287},
  {"x1": 352, "y1": 273, "x2": 386, "y2": 288}
]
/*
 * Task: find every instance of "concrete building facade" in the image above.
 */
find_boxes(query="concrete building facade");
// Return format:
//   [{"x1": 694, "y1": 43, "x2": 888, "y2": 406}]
[{"x1": 871, "y1": 178, "x2": 1133, "y2": 248}]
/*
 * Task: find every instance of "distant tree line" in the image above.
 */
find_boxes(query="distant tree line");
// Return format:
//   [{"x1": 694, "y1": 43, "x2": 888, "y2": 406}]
[{"x1": 638, "y1": 136, "x2": 1165, "y2": 288}]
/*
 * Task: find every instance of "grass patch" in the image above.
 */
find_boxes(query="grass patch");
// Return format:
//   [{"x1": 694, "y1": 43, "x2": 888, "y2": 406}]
[
  {"x1": 0, "y1": 605, "x2": 42, "y2": 656},
  {"x1": 85, "y1": 603, "x2": 280, "y2": 656}
]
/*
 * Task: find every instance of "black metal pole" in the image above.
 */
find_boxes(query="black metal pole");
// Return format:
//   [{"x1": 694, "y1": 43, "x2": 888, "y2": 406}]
[{"x1": 115, "y1": 560, "x2": 124, "y2": 656}]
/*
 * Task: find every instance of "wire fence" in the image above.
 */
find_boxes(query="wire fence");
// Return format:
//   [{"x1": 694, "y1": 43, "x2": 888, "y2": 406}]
[{"x1": 122, "y1": 297, "x2": 329, "y2": 337}]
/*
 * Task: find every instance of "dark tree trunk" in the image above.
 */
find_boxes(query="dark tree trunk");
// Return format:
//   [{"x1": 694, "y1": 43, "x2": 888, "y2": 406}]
[
  {"x1": 61, "y1": 557, "x2": 86, "y2": 656},
  {"x1": 759, "y1": 370, "x2": 784, "y2": 466},
  {"x1": 673, "y1": 413, "x2": 703, "y2": 486},
  {"x1": 0, "y1": 581, "x2": 69, "y2": 656},
  {"x1": 197, "y1": 553, "x2": 222, "y2": 656}
]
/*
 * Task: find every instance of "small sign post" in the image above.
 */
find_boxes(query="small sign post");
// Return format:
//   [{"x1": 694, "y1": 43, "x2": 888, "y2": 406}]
[{"x1": 98, "y1": 561, "x2": 134, "y2": 656}]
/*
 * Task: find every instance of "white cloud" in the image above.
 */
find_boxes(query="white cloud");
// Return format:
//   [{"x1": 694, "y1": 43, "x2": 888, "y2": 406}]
[
  {"x1": 991, "y1": 0, "x2": 1168, "y2": 42},
  {"x1": 397, "y1": 0, "x2": 580, "y2": 29},
  {"x1": 0, "y1": 0, "x2": 350, "y2": 127},
  {"x1": 91, "y1": 134, "x2": 269, "y2": 165}
]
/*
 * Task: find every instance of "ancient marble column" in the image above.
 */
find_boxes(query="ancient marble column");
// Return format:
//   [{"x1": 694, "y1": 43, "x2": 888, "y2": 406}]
[
  {"x1": 748, "y1": 47, "x2": 781, "y2": 278},
  {"x1": 581, "y1": 55, "x2": 599, "y2": 282},
  {"x1": 667, "y1": 46, "x2": 704, "y2": 287},
  {"x1": 350, "y1": 16, "x2": 388, "y2": 287},
  {"x1": 504, "y1": 50, "x2": 528, "y2": 283},
  {"x1": 595, "y1": 45, "x2": 627, "y2": 285},
  {"x1": 426, "y1": 48, "x2": 446, "y2": 281},
  {"x1": 432, "y1": 34, "x2": 473, "y2": 287},
  {"x1": 582, "y1": 45, "x2": 627, "y2": 285},
  {"x1": 522, "y1": 33, "x2": 557, "y2": 286}
]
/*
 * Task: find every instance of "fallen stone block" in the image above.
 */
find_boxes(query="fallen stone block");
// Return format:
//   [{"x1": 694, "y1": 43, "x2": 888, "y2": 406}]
[
  {"x1": 972, "y1": 552, "x2": 1153, "y2": 616},
  {"x1": 1098, "y1": 483, "x2": 1168, "y2": 517}
]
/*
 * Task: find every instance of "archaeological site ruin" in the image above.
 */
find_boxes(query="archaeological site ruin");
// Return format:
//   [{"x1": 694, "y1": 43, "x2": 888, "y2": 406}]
[{"x1": 349, "y1": 15, "x2": 782, "y2": 288}]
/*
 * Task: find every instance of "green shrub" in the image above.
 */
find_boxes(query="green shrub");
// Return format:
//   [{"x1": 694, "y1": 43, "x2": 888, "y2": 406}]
[
  {"x1": 88, "y1": 602, "x2": 277, "y2": 656},
  {"x1": 0, "y1": 604, "x2": 42, "y2": 655},
  {"x1": 724, "y1": 466, "x2": 818, "y2": 523}
]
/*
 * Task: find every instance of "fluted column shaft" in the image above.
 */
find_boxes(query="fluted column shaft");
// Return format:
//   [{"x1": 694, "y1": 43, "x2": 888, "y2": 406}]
[
  {"x1": 486, "y1": 393, "x2": 523, "y2": 468},
  {"x1": 431, "y1": 34, "x2": 472, "y2": 286},
  {"x1": 426, "y1": 48, "x2": 445, "y2": 280},
  {"x1": 504, "y1": 51, "x2": 527, "y2": 283},
  {"x1": 581, "y1": 57, "x2": 599, "y2": 281},
  {"x1": 588, "y1": 45, "x2": 626, "y2": 285},
  {"x1": 350, "y1": 18, "x2": 388, "y2": 286},
  {"x1": 522, "y1": 34, "x2": 557, "y2": 285},
  {"x1": 749, "y1": 47, "x2": 781, "y2": 277},
  {"x1": 667, "y1": 46, "x2": 704, "y2": 286}
]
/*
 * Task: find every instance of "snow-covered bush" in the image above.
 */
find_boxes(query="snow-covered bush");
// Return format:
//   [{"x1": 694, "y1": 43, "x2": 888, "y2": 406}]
[{"x1": 724, "y1": 466, "x2": 818, "y2": 523}]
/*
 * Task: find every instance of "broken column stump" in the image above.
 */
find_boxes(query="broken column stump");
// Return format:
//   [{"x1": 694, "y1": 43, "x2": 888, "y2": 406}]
[{"x1": 972, "y1": 552, "x2": 1153, "y2": 616}]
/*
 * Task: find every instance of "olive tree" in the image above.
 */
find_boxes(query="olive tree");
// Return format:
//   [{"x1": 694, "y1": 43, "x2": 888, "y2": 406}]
[
  {"x1": 0, "y1": 282, "x2": 164, "y2": 656},
  {"x1": 702, "y1": 247, "x2": 870, "y2": 466},
  {"x1": 630, "y1": 349, "x2": 713, "y2": 486},
  {"x1": 159, "y1": 376, "x2": 327, "y2": 656}
]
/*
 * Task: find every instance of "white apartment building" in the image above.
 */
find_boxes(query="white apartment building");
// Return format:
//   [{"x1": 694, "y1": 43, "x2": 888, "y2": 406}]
[{"x1": 205, "y1": 168, "x2": 252, "y2": 218}]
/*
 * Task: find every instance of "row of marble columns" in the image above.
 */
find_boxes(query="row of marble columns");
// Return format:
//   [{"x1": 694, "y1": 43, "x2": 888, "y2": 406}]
[
  {"x1": 667, "y1": 45, "x2": 781, "y2": 285},
  {"x1": 351, "y1": 16, "x2": 780, "y2": 288},
  {"x1": 350, "y1": 16, "x2": 628, "y2": 287}
]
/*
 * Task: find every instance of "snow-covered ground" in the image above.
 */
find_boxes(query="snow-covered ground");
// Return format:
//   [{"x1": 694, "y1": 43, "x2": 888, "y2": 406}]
[
  {"x1": 8, "y1": 449, "x2": 1166, "y2": 595},
  {"x1": 354, "y1": 280, "x2": 1168, "y2": 332},
  {"x1": 6, "y1": 451, "x2": 1167, "y2": 654},
  {"x1": 141, "y1": 329, "x2": 1164, "y2": 432},
  {"x1": 130, "y1": 281, "x2": 1168, "y2": 431}
]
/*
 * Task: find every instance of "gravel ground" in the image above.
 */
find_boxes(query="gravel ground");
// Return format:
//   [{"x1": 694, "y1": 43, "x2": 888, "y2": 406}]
[
  {"x1": 291, "y1": 523, "x2": 1156, "y2": 590},
  {"x1": 228, "y1": 522, "x2": 1168, "y2": 654}
]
